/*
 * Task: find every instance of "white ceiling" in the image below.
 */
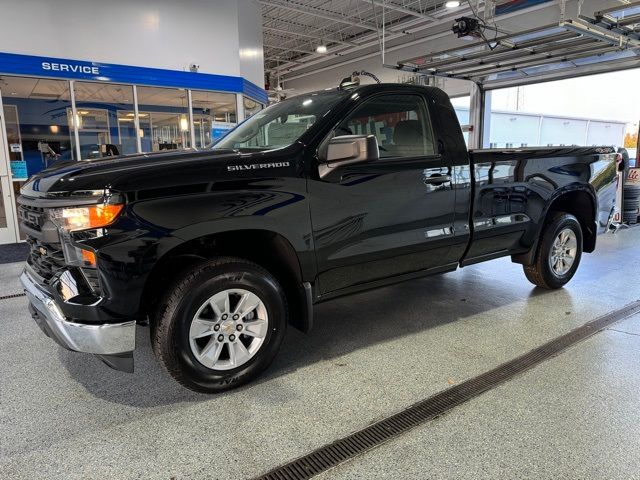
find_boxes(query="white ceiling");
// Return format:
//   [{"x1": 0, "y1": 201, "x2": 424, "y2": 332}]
[{"x1": 261, "y1": 0, "x2": 640, "y2": 88}]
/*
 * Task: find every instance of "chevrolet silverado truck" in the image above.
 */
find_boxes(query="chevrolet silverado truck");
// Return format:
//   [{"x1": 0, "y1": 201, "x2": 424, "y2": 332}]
[{"x1": 18, "y1": 84, "x2": 618, "y2": 392}]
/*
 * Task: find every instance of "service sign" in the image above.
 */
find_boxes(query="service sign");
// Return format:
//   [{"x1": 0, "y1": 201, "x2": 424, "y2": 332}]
[
  {"x1": 0, "y1": 51, "x2": 268, "y2": 104},
  {"x1": 41, "y1": 61, "x2": 99, "y2": 75}
]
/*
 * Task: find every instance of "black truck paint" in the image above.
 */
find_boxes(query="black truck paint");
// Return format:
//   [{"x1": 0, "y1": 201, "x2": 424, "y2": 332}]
[{"x1": 17, "y1": 84, "x2": 618, "y2": 385}]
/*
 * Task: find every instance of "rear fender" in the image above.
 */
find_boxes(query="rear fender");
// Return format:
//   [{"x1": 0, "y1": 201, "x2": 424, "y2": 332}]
[{"x1": 512, "y1": 184, "x2": 597, "y2": 265}]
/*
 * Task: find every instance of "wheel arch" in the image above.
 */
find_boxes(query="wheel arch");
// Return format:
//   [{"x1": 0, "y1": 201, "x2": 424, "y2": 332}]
[
  {"x1": 141, "y1": 228, "x2": 313, "y2": 333},
  {"x1": 513, "y1": 186, "x2": 597, "y2": 265}
]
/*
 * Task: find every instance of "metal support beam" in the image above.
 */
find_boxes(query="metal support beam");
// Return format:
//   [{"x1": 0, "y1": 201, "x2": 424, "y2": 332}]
[
  {"x1": 468, "y1": 44, "x2": 621, "y2": 80},
  {"x1": 264, "y1": 43, "x2": 317, "y2": 55},
  {"x1": 561, "y1": 17, "x2": 640, "y2": 47},
  {"x1": 263, "y1": 25, "x2": 358, "y2": 47},
  {"x1": 401, "y1": 26, "x2": 579, "y2": 70},
  {"x1": 365, "y1": 0, "x2": 437, "y2": 21},
  {"x1": 265, "y1": 57, "x2": 306, "y2": 67},
  {"x1": 405, "y1": 32, "x2": 580, "y2": 72},
  {"x1": 451, "y1": 41, "x2": 615, "y2": 76},
  {"x1": 258, "y1": 0, "x2": 385, "y2": 32}
]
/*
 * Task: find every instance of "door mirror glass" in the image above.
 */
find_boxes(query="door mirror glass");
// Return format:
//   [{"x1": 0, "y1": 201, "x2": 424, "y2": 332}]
[
  {"x1": 325, "y1": 134, "x2": 379, "y2": 163},
  {"x1": 320, "y1": 134, "x2": 379, "y2": 178}
]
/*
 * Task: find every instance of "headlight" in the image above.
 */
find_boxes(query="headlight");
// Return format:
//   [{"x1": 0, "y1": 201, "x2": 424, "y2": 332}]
[{"x1": 49, "y1": 203, "x2": 124, "y2": 232}]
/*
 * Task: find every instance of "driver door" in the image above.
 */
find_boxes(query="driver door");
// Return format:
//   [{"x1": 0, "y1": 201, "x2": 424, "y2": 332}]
[{"x1": 308, "y1": 93, "x2": 457, "y2": 295}]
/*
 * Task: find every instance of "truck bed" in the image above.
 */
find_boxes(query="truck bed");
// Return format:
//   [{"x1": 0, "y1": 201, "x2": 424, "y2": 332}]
[{"x1": 460, "y1": 145, "x2": 618, "y2": 265}]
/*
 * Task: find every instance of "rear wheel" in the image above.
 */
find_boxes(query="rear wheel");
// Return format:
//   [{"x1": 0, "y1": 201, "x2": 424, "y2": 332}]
[
  {"x1": 523, "y1": 212, "x2": 583, "y2": 289},
  {"x1": 152, "y1": 257, "x2": 287, "y2": 393}
]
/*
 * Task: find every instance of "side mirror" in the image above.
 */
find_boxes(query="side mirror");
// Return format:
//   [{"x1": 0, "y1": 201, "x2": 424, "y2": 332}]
[{"x1": 320, "y1": 134, "x2": 379, "y2": 178}]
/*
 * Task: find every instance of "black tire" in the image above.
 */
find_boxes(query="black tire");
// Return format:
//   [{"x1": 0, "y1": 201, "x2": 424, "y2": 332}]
[
  {"x1": 152, "y1": 256, "x2": 287, "y2": 393},
  {"x1": 523, "y1": 212, "x2": 583, "y2": 289}
]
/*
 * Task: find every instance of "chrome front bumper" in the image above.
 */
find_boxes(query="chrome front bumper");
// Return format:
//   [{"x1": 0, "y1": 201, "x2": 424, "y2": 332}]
[{"x1": 20, "y1": 268, "x2": 136, "y2": 358}]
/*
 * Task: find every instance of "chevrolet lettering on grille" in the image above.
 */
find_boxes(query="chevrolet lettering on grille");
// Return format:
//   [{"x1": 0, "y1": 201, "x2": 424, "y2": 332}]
[{"x1": 19, "y1": 208, "x2": 43, "y2": 226}]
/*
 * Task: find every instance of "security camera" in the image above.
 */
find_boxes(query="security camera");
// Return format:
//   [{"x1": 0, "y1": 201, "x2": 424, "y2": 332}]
[{"x1": 189, "y1": 63, "x2": 200, "y2": 73}]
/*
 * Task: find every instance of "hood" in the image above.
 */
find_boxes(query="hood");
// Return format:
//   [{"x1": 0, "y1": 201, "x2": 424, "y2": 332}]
[{"x1": 20, "y1": 147, "x2": 295, "y2": 198}]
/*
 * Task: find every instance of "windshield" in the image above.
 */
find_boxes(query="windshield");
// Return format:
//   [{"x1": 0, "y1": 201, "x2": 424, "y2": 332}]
[{"x1": 212, "y1": 90, "x2": 347, "y2": 151}]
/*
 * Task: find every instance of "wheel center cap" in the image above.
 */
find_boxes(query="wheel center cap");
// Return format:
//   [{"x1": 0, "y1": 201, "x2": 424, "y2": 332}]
[{"x1": 221, "y1": 320, "x2": 235, "y2": 335}]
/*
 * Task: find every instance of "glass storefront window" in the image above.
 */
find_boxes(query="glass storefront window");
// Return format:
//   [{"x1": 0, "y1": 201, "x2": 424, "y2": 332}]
[
  {"x1": 191, "y1": 90, "x2": 237, "y2": 147},
  {"x1": 243, "y1": 96, "x2": 263, "y2": 119},
  {"x1": 1, "y1": 77, "x2": 74, "y2": 240},
  {"x1": 1, "y1": 77, "x2": 74, "y2": 175},
  {"x1": 73, "y1": 82, "x2": 136, "y2": 159},
  {"x1": 137, "y1": 86, "x2": 192, "y2": 152},
  {"x1": 0, "y1": 73, "x2": 265, "y2": 244}
]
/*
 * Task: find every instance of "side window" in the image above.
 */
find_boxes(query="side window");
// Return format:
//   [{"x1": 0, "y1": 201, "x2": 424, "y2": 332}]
[{"x1": 339, "y1": 94, "x2": 435, "y2": 158}]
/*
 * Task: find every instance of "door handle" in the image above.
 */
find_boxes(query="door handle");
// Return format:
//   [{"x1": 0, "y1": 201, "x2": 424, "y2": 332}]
[{"x1": 423, "y1": 174, "x2": 451, "y2": 185}]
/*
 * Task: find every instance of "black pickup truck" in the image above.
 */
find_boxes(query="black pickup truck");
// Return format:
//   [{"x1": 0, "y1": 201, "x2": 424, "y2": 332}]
[{"x1": 18, "y1": 84, "x2": 617, "y2": 392}]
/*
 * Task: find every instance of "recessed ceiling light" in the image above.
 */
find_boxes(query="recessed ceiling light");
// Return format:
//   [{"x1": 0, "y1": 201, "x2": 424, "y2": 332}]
[
  {"x1": 316, "y1": 44, "x2": 328, "y2": 54},
  {"x1": 445, "y1": 0, "x2": 460, "y2": 7}
]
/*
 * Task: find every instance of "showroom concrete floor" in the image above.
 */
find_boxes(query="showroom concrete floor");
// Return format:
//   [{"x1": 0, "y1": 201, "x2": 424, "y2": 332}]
[{"x1": 1, "y1": 228, "x2": 639, "y2": 480}]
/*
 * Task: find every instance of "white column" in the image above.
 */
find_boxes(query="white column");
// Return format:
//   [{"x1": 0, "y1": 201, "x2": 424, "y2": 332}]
[
  {"x1": 133, "y1": 85, "x2": 142, "y2": 154},
  {"x1": 69, "y1": 81, "x2": 82, "y2": 161},
  {"x1": 236, "y1": 94, "x2": 245, "y2": 123},
  {"x1": 482, "y1": 90, "x2": 492, "y2": 149},
  {"x1": 187, "y1": 89, "x2": 196, "y2": 148},
  {"x1": 469, "y1": 85, "x2": 493, "y2": 149}
]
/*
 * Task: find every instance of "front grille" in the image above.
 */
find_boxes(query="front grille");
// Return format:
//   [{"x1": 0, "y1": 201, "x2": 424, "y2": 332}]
[
  {"x1": 26, "y1": 237, "x2": 66, "y2": 282},
  {"x1": 18, "y1": 204, "x2": 46, "y2": 232}
]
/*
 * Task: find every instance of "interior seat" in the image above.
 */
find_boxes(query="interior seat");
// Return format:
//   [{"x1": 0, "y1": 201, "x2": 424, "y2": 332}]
[{"x1": 387, "y1": 120, "x2": 431, "y2": 157}]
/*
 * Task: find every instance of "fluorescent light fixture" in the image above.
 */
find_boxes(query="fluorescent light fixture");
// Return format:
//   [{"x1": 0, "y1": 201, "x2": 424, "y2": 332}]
[
  {"x1": 445, "y1": 0, "x2": 460, "y2": 7},
  {"x1": 316, "y1": 44, "x2": 328, "y2": 54}
]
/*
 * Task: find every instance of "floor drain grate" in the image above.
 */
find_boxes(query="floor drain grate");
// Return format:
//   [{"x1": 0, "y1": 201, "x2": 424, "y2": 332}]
[
  {"x1": 255, "y1": 300, "x2": 640, "y2": 480},
  {"x1": 0, "y1": 292, "x2": 27, "y2": 301}
]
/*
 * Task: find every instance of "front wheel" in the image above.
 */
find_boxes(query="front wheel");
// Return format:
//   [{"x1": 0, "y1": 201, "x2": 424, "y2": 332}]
[
  {"x1": 523, "y1": 212, "x2": 583, "y2": 289},
  {"x1": 152, "y1": 257, "x2": 287, "y2": 393}
]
